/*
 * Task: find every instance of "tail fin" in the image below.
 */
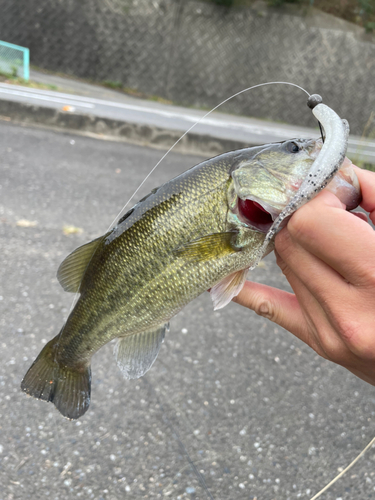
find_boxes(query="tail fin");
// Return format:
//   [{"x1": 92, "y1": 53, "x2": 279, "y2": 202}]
[{"x1": 21, "y1": 338, "x2": 91, "y2": 420}]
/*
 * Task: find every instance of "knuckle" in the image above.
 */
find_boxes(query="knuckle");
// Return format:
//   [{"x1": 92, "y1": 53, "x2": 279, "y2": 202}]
[
  {"x1": 275, "y1": 252, "x2": 292, "y2": 279},
  {"x1": 318, "y1": 334, "x2": 348, "y2": 364},
  {"x1": 254, "y1": 298, "x2": 278, "y2": 322},
  {"x1": 364, "y1": 267, "x2": 375, "y2": 288},
  {"x1": 335, "y1": 319, "x2": 373, "y2": 359},
  {"x1": 287, "y1": 208, "x2": 310, "y2": 240},
  {"x1": 274, "y1": 228, "x2": 292, "y2": 256},
  {"x1": 276, "y1": 253, "x2": 287, "y2": 273},
  {"x1": 326, "y1": 346, "x2": 349, "y2": 365},
  {"x1": 337, "y1": 319, "x2": 360, "y2": 343}
]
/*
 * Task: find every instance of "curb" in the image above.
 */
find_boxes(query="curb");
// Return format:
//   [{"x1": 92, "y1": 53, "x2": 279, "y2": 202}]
[{"x1": 0, "y1": 99, "x2": 251, "y2": 156}]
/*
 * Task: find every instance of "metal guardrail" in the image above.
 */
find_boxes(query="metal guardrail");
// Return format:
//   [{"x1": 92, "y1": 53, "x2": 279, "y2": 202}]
[{"x1": 0, "y1": 40, "x2": 29, "y2": 81}]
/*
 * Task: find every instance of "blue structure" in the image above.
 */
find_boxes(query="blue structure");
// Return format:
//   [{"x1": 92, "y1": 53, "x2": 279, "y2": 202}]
[{"x1": 0, "y1": 40, "x2": 30, "y2": 81}]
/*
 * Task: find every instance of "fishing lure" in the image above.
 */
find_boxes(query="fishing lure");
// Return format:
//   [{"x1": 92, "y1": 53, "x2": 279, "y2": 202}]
[
  {"x1": 250, "y1": 93, "x2": 350, "y2": 270},
  {"x1": 21, "y1": 87, "x2": 353, "y2": 420},
  {"x1": 21, "y1": 81, "x2": 369, "y2": 500}
]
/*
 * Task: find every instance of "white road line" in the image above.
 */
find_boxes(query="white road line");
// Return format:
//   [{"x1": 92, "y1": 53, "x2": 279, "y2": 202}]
[
  {"x1": 0, "y1": 83, "x2": 374, "y2": 159},
  {"x1": 0, "y1": 87, "x2": 95, "y2": 109},
  {"x1": 0, "y1": 83, "x2": 318, "y2": 135},
  {"x1": 0, "y1": 83, "x2": 192, "y2": 117}
]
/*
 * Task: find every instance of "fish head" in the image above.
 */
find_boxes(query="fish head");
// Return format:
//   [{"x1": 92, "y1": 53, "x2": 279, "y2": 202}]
[{"x1": 230, "y1": 138, "x2": 361, "y2": 233}]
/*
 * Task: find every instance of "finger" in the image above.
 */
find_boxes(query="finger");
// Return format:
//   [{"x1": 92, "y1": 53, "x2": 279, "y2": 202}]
[
  {"x1": 233, "y1": 279, "x2": 341, "y2": 360},
  {"x1": 275, "y1": 223, "x2": 352, "y2": 304},
  {"x1": 351, "y1": 211, "x2": 368, "y2": 222},
  {"x1": 233, "y1": 281, "x2": 307, "y2": 333},
  {"x1": 274, "y1": 252, "x2": 347, "y2": 360},
  {"x1": 282, "y1": 190, "x2": 375, "y2": 286},
  {"x1": 276, "y1": 230, "x2": 375, "y2": 360},
  {"x1": 346, "y1": 362, "x2": 375, "y2": 387},
  {"x1": 353, "y1": 166, "x2": 375, "y2": 223}
]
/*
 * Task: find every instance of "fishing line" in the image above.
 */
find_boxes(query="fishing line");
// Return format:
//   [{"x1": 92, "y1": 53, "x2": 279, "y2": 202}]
[
  {"x1": 107, "y1": 81, "x2": 311, "y2": 231},
  {"x1": 161, "y1": 413, "x2": 215, "y2": 500},
  {"x1": 50, "y1": 80, "x2": 375, "y2": 499},
  {"x1": 309, "y1": 435, "x2": 375, "y2": 500},
  {"x1": 54, "y1": 82, "x2": 312, "y2": 356},
  {"x1": 318, "y1": 121, "x2": 325, "y2": 143},
  {"x1": 142, "y1": 378, "x2": 216, "y2": 500}
]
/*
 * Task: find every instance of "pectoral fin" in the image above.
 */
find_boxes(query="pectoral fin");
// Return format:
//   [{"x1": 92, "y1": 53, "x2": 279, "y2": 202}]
[
  {"x1": 173, "y1": 232, "x2": 239, "y2": 263},
  {"x1": 114, "y1": 323, "x2": 169, "y2": 380},
  {"x1": 57, "y1": 236, "x2": 104, "y2": 293},
  {"x1": 210, "y1": 268, "x2": 248, "y2": 310}
]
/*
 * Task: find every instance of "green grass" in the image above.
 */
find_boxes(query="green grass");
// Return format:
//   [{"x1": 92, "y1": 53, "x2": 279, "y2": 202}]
[
  {"x1": 0, "y1": 70, "x2": 58, "y2": 91},
  {"x1": 102, "y1": 80, "x2": 173, "y2": 104},
  {"x1": 103, "y1": 80, "x2": 123, "y2": 90}
]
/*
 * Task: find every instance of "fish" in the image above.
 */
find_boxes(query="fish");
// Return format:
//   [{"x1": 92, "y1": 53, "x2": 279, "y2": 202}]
[{"x1": 21, "y1": 138, "x2": 361, "y2": 419}]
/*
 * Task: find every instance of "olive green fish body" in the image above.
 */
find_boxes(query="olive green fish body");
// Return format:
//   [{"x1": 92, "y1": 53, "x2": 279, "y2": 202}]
[
  {"x1": 54, "y1": 151, "x2": 265, "y2": 368},
  {"x1": 24, "y1": 138, "x2": 349, "y2": 419}
]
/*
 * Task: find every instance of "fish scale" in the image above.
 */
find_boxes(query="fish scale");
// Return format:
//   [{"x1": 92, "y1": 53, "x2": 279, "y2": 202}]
[{"x1": 21, "y1": 138, "x2": 361, "y2": 419}]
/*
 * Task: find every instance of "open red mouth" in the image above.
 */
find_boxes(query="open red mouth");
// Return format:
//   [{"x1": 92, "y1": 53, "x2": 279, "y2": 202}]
[{"x1": 237, "y1": 198, "x2": 274, "y2": 232}]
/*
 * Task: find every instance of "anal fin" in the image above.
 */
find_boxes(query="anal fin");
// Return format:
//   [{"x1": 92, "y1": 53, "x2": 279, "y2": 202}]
[
  {"x1": 114, "y1": 323, "x2": 168, "y2": 380},
  {"x1": 210, "y1": 268, "x2": 248, "y2": 310}
]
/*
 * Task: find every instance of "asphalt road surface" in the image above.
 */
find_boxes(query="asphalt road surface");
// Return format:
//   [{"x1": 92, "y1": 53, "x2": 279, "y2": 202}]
[
  {"x1": 0, "y1": 79, "x2": 374, "y2": 164},
  {"x1": 0, "y1": 81, "x2": 317, "y2": 146},
  {"x1": 0, "y1": 122, "x2": 374, "y2": 500}
]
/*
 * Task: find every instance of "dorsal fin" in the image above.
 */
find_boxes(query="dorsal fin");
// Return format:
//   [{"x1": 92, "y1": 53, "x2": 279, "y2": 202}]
[{"x1": 57, "y1": 236, "x2": 103, "y2": 293}]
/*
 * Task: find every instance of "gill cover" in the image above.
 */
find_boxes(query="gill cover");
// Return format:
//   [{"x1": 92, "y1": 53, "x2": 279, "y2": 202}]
[
  {"x1": 248, "y1": 97, "x2": 350, "y2": 270},
  {"x1": 231, "y1": 138, "x2": 318, "y2": 232}
]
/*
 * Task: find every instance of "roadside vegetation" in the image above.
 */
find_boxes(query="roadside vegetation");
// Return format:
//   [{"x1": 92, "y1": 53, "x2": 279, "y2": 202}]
[
  {"x1": 207, "y1": 0, "x2": 375, "y2": 33},
  {"x1": 102, "y1": 80, "x2": 173, "y2": 104},
  {"x1": 0, "y1": 68, "x2": 172, "y2": 104},
  {"x1": 0, "y1": 69, "x2": 58, "y2": 91}
]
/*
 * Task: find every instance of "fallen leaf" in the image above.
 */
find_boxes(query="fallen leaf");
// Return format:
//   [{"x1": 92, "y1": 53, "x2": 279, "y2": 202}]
[
  {"x1": 63, "y1": 225, "x2": 83, "y2": 235},
  {"x1": 16, "y1": 219, "x2": 38, "y2": 228},
  {"x1": 62, "y1": 105, "x2": 76, "y2": 112}
]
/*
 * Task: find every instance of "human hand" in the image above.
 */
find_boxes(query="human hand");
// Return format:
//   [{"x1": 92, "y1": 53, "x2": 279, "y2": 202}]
[{"x1": 234, "y1": 167, "x2": 375, "y2": 385}]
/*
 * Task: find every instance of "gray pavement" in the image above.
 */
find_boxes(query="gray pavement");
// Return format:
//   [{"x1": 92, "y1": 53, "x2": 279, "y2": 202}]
[
  {"x1": 0, "y1": 70, "x2": 374, "y2": 163},
  {"x1": 1, "y1": 122, "x2": 375, "y2": 500}
]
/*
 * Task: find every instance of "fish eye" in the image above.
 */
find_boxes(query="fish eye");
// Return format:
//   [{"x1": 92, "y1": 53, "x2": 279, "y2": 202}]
[{"x1": 287, "y1": 142, "x2": 300, "y2": 154}]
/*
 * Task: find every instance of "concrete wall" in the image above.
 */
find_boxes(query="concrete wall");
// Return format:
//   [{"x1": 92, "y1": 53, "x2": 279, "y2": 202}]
[{"x1": 0, "y1": 0, "x2": 374, "y2": 134}]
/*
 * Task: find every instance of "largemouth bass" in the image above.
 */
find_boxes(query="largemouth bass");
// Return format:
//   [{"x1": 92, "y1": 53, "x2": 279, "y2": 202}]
[{"x1": 21, "y1": 138, "x2": 360, "y2": 419}]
